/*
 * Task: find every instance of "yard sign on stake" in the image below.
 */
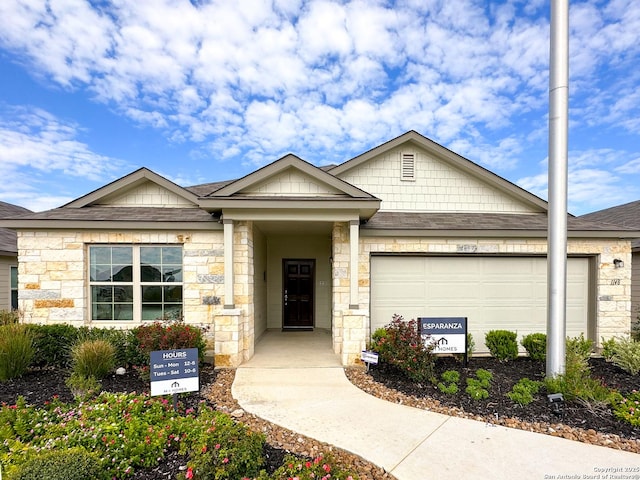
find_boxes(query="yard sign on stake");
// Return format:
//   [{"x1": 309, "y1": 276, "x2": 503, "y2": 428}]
[
  {"x1": 419, "y1": 317, "x2": 468, "y2": 366},
  {"x1": 150, "y1": 348, "x2": 199, "y2": 410}
]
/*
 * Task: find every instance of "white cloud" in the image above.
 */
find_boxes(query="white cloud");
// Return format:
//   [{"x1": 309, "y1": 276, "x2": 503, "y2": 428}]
[
  {"x1": 0, "y1": 104, "x2": 127, "y2": 210},
  {"x1": 0, "y1": 0, "x2": 637, "y2": 214}
]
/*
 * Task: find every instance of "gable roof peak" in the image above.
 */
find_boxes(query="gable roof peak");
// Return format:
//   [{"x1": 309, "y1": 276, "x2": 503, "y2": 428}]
[{"x1": 63, "y1": 167, "x2": 199, "y2": 208}]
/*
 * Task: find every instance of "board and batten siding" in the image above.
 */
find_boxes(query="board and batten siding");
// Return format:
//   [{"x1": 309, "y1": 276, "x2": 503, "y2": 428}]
[{"x1": 0, "y1": 257, "x2": 14, "y2": 311}]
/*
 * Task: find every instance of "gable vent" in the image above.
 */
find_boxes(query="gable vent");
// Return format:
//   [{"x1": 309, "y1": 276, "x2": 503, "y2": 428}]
[{"x1": 401, "y1": 153, "x2": 416, "y2": 181}]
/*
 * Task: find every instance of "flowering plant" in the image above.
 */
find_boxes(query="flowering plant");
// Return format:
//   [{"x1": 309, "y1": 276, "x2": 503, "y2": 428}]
[
  {"x1": 270, "y1": 453, "x2": 358, "y2": 480},
  {"x1": 611, "y1": 390, "x2": 640, "y2": 426}
]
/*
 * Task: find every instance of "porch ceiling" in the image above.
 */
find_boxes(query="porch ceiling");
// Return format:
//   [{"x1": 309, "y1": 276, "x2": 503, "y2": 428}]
[{"x1": 254, "y1": 220, "x2": 334, "y2": 235}]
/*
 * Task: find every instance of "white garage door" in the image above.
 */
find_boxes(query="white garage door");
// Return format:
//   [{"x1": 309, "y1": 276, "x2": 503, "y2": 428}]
[{"x1": 370, "y1": 256, "x2": 590, "y2": 353}]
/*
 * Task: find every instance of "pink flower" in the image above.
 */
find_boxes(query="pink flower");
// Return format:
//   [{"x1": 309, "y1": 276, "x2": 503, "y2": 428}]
[
  {"x1": 185, "y1": 467, "x2": 194, "y2": 479},
  {"x1": 222, "y1": 457, "x2": 229, "y2": 464},
  {"x1": 323, "y1": 464, "x2": 331, "y2": 473}
]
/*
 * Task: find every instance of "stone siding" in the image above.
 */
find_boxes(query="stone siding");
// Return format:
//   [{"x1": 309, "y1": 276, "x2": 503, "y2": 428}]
[{"x1": 17, "y1": 229, "x2": 224, "y2": 358}]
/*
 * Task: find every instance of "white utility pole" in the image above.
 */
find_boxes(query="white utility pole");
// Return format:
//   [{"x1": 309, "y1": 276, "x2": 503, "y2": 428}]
[{"x1": 547, "y1": 0, "x2": 569, "y2": 378}]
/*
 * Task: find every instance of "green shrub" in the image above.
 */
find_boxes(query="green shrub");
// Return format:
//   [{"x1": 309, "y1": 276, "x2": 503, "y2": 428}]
[
  {"x1": 65, "y1": 372, "x2": 101, "y2": 401},
  {"x1": 0, "y1": 309, "x2": 20, "y2": 326},
  {"x1": 485, "y1": 330, "x2": 518, "y2": 362},
  {"x1": 0, "y1": 323, "x2": 35, "y2": 381},
  {"x1": 180, "y1": 408, "x2": 266, "y2": 480},
  {"x1": 601, "y1": 336, "x2": 618, "y2": 361},
  {"x1": 465, "y1": 369, "x2": 492, "y2": 400},
  {"x1": 76, "y1": 327, "x2": 135, "y2": 367},
  {"x1": 132, "y1": 320, "x2": 206, "y2": 364},
  {"x1": 70, "y1": 339, "x2": 115, "y2": 380},
  {"x1": 437, "y1": 370, "x2": 460, "y2": 394},
  {"x1": 27, "y1": 324, "x2": 79, "y2": 368},
  {"x1": 610, "y1": 390, "x2": 640, "y2": 426},
  {"x1": 611, "y1": 337, "x2": 640, "y2": 375},
  {"x1": 545, "y1": 334, "x2": 611, "y2": 404},
  {"x1": 267, "y1": 453, "x2": 359, "y2": 480},
  {"x1": 507, "y1": 378, "x2": 542, "y2": 405},
  {"x1": 13, "y1": 447, "x2": 102, "y2": 480},
  {"x1": 370, "y1": 314, "x2": 436, "y2": 383},
  {"x1": 521, "y1": 333, "x2": 546, "y2": 362}
]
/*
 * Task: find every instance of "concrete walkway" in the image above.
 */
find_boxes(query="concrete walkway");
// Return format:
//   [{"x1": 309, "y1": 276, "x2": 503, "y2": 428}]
[{"x1": 232, "y1": 331, "x2": 640, "y2": 480}]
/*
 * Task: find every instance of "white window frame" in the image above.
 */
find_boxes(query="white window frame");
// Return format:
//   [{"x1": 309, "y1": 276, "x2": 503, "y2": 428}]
[{"x1": 88, "y1": 245, "x2": 183, "y2": 323}]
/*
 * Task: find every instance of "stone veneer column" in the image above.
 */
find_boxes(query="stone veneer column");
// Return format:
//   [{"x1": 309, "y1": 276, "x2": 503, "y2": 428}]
[
  {"x1": 223, "y1": 219, "x2": 234, "y2": 308},
  {"x1": 214, "y1": 220, "x2": 255, "y2": 367},
  {"x1": 331, "y1": 222, "x2": 369, "y2": 365},
  {"x1": 349, "y1": 219, "x2": 359, "y2": 308}
]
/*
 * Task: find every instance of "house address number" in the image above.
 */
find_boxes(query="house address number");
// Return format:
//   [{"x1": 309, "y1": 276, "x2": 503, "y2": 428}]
[{"x1": 611, "y1": 279, "x2": 621, "y2": 285}]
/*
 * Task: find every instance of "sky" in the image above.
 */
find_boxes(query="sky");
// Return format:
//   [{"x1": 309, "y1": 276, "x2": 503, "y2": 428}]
[{"x1": 0, "y1": 0, "x2": 638, "y2": 215}]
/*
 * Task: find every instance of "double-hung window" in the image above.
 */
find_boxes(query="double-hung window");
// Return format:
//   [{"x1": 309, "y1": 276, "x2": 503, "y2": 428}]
[{"x1": 89, "y1": 245, "x2": 183, "y2": 322}]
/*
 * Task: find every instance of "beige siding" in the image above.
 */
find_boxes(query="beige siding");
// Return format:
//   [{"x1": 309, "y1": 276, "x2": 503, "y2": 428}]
[
  {"x1": 632, "y1": 252, "x2": 640, "y2": 324},
  {"x1": 107, "y1": 181, "x2": 195, "y2": 207},
  {"x1": 0, "y1": 256, "x2": 14, "y2": 311},
  {"x1": 266, "y1": 234, "x2": 332, "y2": 329},
  {"x1": 253, "y1": 226, "x2": 268, "y2": 339},
  {"x1": 241, "y1": 169, "x2": 344, "y2": 197},
  {"x1": 337, "y1": 146, "x2": 538, "y2": 213}
]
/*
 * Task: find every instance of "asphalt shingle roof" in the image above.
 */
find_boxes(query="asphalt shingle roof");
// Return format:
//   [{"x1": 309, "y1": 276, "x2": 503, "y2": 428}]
[
  {"x1": 362, "y1": 211, "x2": 637, "y2": 232},
  {"x1": 0, "y1": 201, "x2": 32, "y2": 255},
  {"x1": 10, "y1": 206, "x2": 216, "y2": 222}
]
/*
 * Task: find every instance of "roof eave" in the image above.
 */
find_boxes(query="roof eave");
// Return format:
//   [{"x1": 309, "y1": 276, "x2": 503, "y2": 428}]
[{"x1": 0, "y1": 220, "x2": 222, "y2": 231}]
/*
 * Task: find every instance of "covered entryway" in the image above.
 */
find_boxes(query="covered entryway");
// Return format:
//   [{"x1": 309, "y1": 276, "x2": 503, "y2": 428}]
[
  {"x1": 370, "y1": 255, "x2": 593, "y2": 353},
  {"x1": 283, "y1": 259, "x2": 315, "y2": 329}
]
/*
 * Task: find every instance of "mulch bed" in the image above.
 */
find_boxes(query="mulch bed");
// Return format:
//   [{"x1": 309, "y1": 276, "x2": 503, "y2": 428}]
[{"x1": 357, "y1": 356, "x2": 640, "y2": 448}]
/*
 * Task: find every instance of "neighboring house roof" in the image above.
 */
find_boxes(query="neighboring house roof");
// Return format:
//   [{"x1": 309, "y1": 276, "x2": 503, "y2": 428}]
[
  {"x1": 580, "y1": 200, "x2": 640, "y2": 248},
  {"x1": 0, "y1": 201, "x2": 32, "y2": 256}
]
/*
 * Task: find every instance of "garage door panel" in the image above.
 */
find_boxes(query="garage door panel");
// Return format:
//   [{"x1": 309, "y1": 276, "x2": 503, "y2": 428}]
[{"x1": 371, "y1": 256, "x2": 590, "y2": 354}]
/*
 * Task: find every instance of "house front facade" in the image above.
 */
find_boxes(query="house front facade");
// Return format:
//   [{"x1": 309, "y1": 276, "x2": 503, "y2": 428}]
[{"x1": 1, "y1": 131, "x2": 636, "y2": 366}]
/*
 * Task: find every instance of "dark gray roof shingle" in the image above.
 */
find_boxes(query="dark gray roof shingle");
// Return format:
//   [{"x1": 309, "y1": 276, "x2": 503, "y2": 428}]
[
  {"x1": 0, "y1": 201, "x2": 32, "y2": 255},
  {"x1": 8, "y1": 206, "x2": 216, "y2": 223},
  {"x1": 362, "y1": 212, "x2": 637, "y2": 232}
]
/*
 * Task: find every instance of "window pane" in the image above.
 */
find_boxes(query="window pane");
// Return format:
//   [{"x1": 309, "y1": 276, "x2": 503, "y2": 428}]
[
  {"x1": 164, "y1": 285, "x2": 182, "y2": 303},
  {"x1": 91, "y1": 286, "x2": 133, "y2": 321},
  {"x1": 90, "y1": 246, "x2": 132, "y2": 282},
  {"x1": 112, "y1": 247, "x2": 132, "y2": 264},
  {"x1": 112, "y1": 265, "x2": 133, "y2": 282},
  {"x1": 90, "y1": 247, "x2": 111, "y2": 264},
  {"x1": 141, "y1": 247, "x2": 161, "y2": 265},
  {"x1": 163, "y1": 266, "x2": 182, "y2": 282},
  {"x1": 11, "y1": 291, "x2": 18, "y2": 310},
  {"x1": 162, "y1": 247, "x2": 182, "y2": 264},
  {"x1": 10, "y1": 266, "x2": 18, "y2": 289},
  {"x1": 142, "y1": 304, "x2": 163, "y2": 321},
  {"x1": 141, "y1": 265, "x2": 162, "y2": 282}
]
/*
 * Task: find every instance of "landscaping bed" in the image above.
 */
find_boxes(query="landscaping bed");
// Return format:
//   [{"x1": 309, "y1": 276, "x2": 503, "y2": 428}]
[
  {"x1": 0, "y1": 365, "x2": 393, "y2": 480},
  {"x1": 346, "y1": 355, "x2": 640, "y2": 453}
]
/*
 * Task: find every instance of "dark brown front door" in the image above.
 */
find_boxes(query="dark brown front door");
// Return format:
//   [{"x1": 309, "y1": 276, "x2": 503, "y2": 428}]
[{"x1": 283, "y1": 259, "x2": 314, "y2": 329}]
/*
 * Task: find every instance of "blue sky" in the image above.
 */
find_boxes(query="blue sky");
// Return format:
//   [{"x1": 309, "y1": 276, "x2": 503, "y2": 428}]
[{"x1": 0, "y1": 0, "x2": 638, "y2": 215}]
